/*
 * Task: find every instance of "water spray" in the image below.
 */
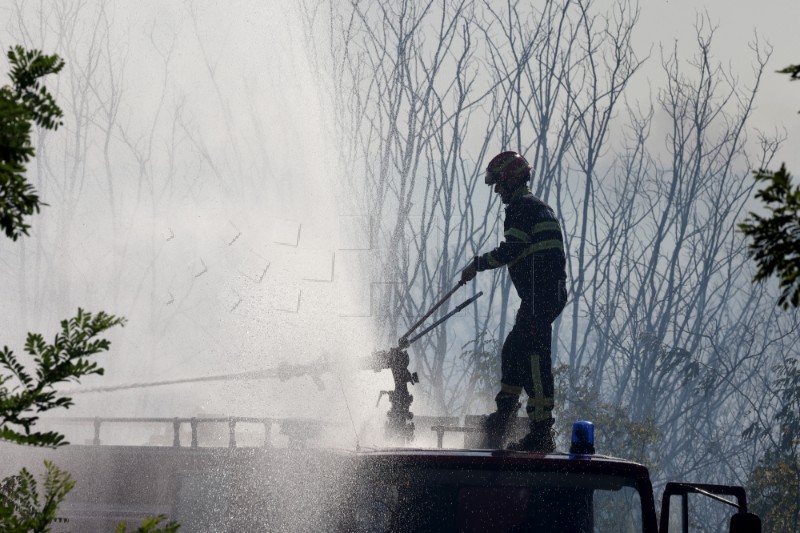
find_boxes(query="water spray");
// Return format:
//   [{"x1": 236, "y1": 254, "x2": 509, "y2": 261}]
[{"x1": 65, "y1": 284, "x2": 484, "y2": 445}]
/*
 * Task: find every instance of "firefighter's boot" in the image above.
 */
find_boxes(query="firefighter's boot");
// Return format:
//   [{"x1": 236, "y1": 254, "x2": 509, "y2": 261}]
[
  {"x1": 479, "y1": 398, "x2": 519, "y2": 449},
  {"x1": 508, "y1": 418, "x2": 556, "y2": 453}
]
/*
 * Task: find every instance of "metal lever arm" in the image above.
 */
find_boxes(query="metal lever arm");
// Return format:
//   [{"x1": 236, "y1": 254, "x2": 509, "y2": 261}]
[
  {"x1": 403, "y1": 292, "x2": 484, "y2": 347},
  {"x1": 398, "y1": 281, "x2": 465, "y2": 345}
]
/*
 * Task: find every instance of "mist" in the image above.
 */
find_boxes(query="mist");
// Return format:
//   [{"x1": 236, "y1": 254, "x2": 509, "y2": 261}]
[
  {"x1": 0, "y1": 1, "x2": 392, "y2": 447},
  {"x1": 1, "y1": 0, "x2": 799, "y2": 530}
]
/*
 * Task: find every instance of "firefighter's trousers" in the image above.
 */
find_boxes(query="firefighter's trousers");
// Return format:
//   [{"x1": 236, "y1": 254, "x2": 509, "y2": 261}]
[{"x1": 495, "y1": 302, "x2": 558, "y2": 424}]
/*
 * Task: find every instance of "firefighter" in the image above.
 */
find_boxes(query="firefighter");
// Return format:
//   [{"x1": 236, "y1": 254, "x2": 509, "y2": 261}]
[{"x1": 460, "y1": 151, "x2": 567, "y2": 452}]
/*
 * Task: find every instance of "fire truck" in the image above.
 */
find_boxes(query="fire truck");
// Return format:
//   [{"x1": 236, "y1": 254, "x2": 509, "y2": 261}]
[{"x1": 330, "y1": 423, "x2": 761, "y2": 532}]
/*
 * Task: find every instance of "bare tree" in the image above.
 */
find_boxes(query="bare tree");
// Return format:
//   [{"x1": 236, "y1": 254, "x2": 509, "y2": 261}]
[
  {"x1": 305, "y1": 0, "x2": 646, "y2": 415},
  {"x1": 305, "y1": 0, "x2": 798, "y2": 492},
  {"x1": 559, "y1": 21, "x2": 798, "y2": 487}
]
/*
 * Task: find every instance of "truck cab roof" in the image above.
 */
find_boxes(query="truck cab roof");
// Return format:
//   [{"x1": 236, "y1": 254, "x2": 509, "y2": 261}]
[
  {"x1": 340, "y1": 446, "x2": 659, "y2": 532},
  {"x1": 356, "y1": 446, "x2": 651, "y2": 474}
]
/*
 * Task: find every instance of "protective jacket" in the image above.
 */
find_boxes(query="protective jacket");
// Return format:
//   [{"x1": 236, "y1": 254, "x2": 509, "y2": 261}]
[{"x1": 475, "y1": 185, "x2": 567, "y2": 319}]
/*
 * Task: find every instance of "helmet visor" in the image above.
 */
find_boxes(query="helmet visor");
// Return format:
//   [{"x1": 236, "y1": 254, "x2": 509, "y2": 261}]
[{"x1": 485, "y1": 169, "x2": 500, "y2": 185}]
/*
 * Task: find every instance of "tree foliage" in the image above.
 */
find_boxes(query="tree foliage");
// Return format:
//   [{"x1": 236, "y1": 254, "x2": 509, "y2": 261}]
[
  {"x1": 739, "y1": 63, "x2": 800, "y2": 309},
  {"x1": 0, "y1": 46, "x2": 64, "y2": 241},
  {"x1": 0, "y1": 461, "x2": 176, "y2": 533},
  {"x1": 748, "y1": 451, "x2": 800, "y2": 533},
  {"x1": 778, "y1": 64, "x2": 800, "y2": 79},
  {"x1": 739, "y1": 62, "x2": 800, "y2": 529},
  {"x1": 0, "y1": 461, "x2": 73, "y2": 533},
  {"x1": 739, "y1": 164, "x2": 800, "y2": 309},
  {"x1": 747, "y1": 354, "x2": 800, "y2": 530},
  {"x1": 774, "y1": 356, "x2": 800, "y2": 453},
  {"x1": 0, "y1": 309, "x2": 126, "y2": 447},
  {"x1": 778, "y1": 63, "x2": 800, "y2": 113}
]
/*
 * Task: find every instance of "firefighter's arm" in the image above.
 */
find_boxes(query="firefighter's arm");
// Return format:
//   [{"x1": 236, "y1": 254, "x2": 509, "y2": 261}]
[{"x1": 474, "y1": 227, "x2": 529, "y2": 272}]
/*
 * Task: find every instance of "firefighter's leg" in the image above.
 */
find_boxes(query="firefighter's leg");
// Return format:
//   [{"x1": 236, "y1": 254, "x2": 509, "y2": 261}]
[
  {"x1": 480, "y1": 321, "x2": 526, "y2": 448},
  {"x1": 509, "y1": 320, "x2": 556, "y2": 452},
  {"x1": 482, "y1": 386, "x2": 521, "y2": 448}
]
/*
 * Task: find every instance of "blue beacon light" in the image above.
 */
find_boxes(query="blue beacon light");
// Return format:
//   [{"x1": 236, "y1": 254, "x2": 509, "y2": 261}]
[{"x1": 570, "y1": 421, "x2": 595, "y2": 455}]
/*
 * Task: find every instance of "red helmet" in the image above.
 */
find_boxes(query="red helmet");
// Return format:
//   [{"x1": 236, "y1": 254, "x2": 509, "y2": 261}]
[{"x1": 485, "y1": 151, "x2": 531, "y2": 186}]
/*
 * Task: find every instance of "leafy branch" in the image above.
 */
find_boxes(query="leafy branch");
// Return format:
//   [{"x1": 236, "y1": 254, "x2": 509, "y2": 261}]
[
  {"x1": 0, "y1": 46, "x2": 64, "y2": 241},
  {"x1": 0, "y1": 309, "x2": 126, "y2": 447},
  {"x1": 0, "y1": 461, "x2": 73, "y2": 531},
  {"x1": 739, "y1": 165, "x2": 800, "y2": 309}
]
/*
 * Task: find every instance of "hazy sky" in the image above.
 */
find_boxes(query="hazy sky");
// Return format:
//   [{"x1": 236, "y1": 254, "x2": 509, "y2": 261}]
[{"x1": 632, "y1": 0, "x2": 799, "y2": 169}]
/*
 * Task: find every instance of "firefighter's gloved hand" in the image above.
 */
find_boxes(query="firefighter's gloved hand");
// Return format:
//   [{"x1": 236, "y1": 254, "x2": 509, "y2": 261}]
[{"x1": 460, "y1": 260, "x2": 477, "y2": 284}]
